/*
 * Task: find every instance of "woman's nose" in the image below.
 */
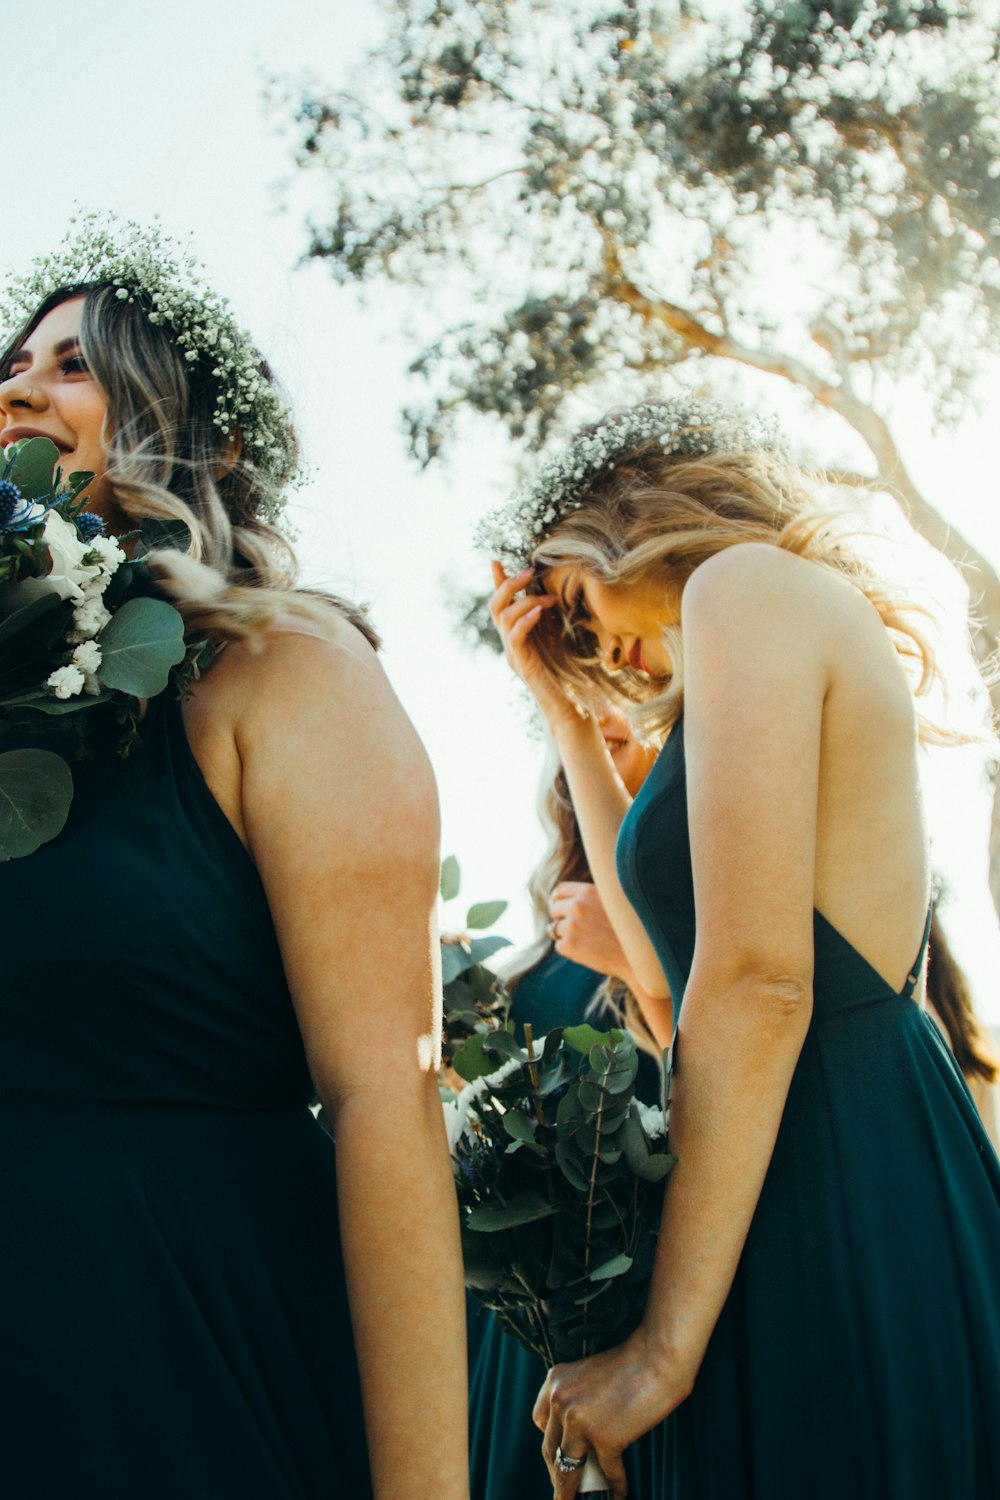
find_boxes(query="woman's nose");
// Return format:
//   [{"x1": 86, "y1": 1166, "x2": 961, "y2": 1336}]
[{"x1": 0, "y1": 369, "x2": 40, "y2": 415}]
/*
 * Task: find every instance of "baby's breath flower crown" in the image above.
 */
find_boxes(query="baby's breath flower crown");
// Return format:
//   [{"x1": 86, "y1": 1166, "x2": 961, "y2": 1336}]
[
  {"x1": 0, "y1": 212, "x2": 299, "y2": 499},
  {"x1": 477, "y1": 396, "x2": 787, "y2": 571}
]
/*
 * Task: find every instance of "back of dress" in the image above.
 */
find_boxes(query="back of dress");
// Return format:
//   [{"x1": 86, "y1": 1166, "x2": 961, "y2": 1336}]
[
  {"x1": 617, "y1": 716, "x2": 1000, "y2": 1500},
  {"x1": 0, "y1": 693, "x2": 371, "y2": 1499}
]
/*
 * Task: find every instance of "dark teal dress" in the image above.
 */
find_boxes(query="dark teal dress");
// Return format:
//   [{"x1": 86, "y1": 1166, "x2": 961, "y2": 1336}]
[
  {"x1": 0, "y1": 694, "x2": 370, "y2": 1497},
  {"x1": 616, "y1": 714, "x2": 1000, "y2": 1499},
  {"x1": 468, "y1": 950, "x2": 661, "y2": 1499}
]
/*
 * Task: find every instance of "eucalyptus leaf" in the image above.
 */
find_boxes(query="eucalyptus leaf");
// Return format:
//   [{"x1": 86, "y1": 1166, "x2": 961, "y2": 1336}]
[
  {"x1": 502, "y1": 1109, "x2": 537, "y2": 1144},
  {"x1": 0, "y1": 748, "x2": 73, "y2": 860},
  {"x1": 466, "y1": 1190, "x2": 555, "y2": 1232},
  {"x1": 563, "y1": 1023, "x2": 610, "y2": 1055},
  {"x1": 135, "y1": 518, "x2": 192, "y2": 557},
  {"x1": 96, "y1": 598, "x2": 186, "y2": 696},
  {"x1": 0, "y1": 592, "x2": 65, "y2": 645},
  {"x1": 440, "y1": 853, "x2": 461, "y2": 901},
  {"x1": 467, "y1": 934, "x2": 510, "y2": 964},
  {"x1": 466, "y1": 899, "x2": 508, "y2": 929},
  {"x1": 589, "y1": 1252, "x2": 633, "y2": 1282},
  {"x1": 441, "y1": 942, "x2": 473, "y2": 986},
  {"x1": 452, "y1": 1032, "x2": 497, "y2": 1082},
  {"x1": 7, "y1": 437, "x2": 61, "y2": 501}
]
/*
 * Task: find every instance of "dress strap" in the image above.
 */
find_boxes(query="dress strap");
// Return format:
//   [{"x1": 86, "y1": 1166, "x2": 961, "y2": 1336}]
[{"x1": 901, "y1": 905, "x2": 934, "y2": 999}]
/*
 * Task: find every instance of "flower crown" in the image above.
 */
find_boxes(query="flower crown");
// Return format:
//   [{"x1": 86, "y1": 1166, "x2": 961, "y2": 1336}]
[
  {"x1": 477, "y1": 396, "x2": 786, "y2": 570},
  {"x1": 0, "y1": 212, "x2": 299, "y2": 505}
]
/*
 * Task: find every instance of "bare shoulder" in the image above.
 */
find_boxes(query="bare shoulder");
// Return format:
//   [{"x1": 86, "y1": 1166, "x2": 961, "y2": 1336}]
[
  {"x1": 182, "y1": 613, "x2": 435, "y2": 852},
  {"x1": 683, "y1": 542, "x2": 846, "y2": 630}
]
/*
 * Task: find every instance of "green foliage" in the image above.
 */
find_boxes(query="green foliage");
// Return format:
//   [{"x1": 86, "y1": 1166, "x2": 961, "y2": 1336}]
[
  {"x1": 0, "y1": 749, "x2": 74, "y2": 861},
  {"x1": 451, "y1": 1022, "x2": 674, "y2": 1363},
  {"x1": 438, "y1": 854, "x2": 513, "y2": 1068},
  {"x1": 93, "y1": 598, "x2": 187, "y2": 698},
  {"x1": 285, "y1": 0, "x2": 1000, "y2": 458}
]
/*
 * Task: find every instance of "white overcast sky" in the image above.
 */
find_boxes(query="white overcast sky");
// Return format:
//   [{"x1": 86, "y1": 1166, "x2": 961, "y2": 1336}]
[{"x1": 5, "y1": 0, "x2": 999, "y2": 1019}]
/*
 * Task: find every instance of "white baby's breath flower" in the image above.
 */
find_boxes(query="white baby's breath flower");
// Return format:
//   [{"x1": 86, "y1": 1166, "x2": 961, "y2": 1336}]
[
  {"x1": 46, "y1": 665, "x2": 86, "y2": 700},
  {"x1": 475, "y1": 397, "x2": 787, "y2": 570}
]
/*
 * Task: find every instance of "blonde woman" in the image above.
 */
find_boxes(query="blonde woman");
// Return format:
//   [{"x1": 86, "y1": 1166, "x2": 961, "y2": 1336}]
[
  {"x1": 0, "y1": 222, "x2": 468, "y2": 1500},
  {"x1": 483, "y1": 398, "x2": 1000, "y2": 1500}
]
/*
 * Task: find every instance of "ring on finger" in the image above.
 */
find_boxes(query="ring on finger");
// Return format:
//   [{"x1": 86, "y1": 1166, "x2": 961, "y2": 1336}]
[{"x1": 555, "y1": 1446, "x2": 587, "y2": 1475}]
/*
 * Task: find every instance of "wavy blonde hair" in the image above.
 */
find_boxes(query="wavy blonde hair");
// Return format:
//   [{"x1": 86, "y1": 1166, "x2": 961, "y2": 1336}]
[
  {"x1": 528, "y1": 439, "x2": 962, "y2": 747},
  {"x1": 501, "y1": 750, "x2": 661, "y2": 1060},
  {"x1": 1, "y1": 286, "x2": 377, "y2": 649}
]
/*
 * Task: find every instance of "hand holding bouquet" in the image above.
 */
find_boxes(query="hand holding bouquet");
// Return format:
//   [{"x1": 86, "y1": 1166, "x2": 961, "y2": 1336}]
[{"x1": 447, "y1": 1021, "x2": 674, "y2": 1494}]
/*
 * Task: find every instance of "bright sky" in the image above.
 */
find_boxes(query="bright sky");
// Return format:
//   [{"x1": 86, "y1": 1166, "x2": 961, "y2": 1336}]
[{"x1": 5, "y1": 0, "x2": 999, "y2": 1020}]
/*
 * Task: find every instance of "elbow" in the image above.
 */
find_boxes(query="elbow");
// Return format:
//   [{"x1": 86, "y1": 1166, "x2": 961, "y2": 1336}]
[{"x1": 690, "y1": 952, "x2": 814, "y2": 1037}]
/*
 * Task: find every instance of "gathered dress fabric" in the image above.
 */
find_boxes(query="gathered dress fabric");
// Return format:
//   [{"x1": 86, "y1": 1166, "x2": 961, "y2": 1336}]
[
  {"x1": 468, "y1": 949, "x2": 662, "y2": 1500},
  {"x1": 0, "y1": 694, "x2": 370, "y2": 1498},
  {"x1": 616, "y1": 715, "x2": 1000, "y2": 1500}
]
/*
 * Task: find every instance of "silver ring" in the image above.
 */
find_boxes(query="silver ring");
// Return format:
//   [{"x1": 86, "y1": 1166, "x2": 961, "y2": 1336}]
[{"x1": 555, "y1": 1446, "x2": 587, "y2": 1475}]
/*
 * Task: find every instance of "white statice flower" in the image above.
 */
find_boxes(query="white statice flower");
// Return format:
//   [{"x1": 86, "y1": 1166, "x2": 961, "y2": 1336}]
[
  {"x1": 86, "y1": 534, "x2": 126, "y2": 581},
  {"x1": 71, "y1": 640, "x2": 102, "y2": 674},
  {"x1": 46, "y1": 664, "x2": 86, "y2": 700},
  {"x1": 67, "y1": 597, "x2": 112, "y2": 643}
]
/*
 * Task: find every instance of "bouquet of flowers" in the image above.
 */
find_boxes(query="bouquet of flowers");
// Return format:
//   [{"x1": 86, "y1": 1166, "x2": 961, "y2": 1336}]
[
  {"x1": 446, "y1": 1021, "x2": 674, "y2": 1494},
  {"x1": 0, "y1": 437, "x2": 192, "y2": 861}
]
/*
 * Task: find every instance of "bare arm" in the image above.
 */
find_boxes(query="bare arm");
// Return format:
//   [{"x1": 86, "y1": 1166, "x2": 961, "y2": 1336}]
[
  {"x1": 238, "y1": 627, "x2": 469, "y2": 1500},
  {"x1": 490, "y1": 563, "x2": 669, "y2": 1000},
  {"x1": 548, "y1": 880, "x2": 674, "y2": 1048},
  {"x1": 534, "y1": 546, "x2": 829, "y2": 1497}
]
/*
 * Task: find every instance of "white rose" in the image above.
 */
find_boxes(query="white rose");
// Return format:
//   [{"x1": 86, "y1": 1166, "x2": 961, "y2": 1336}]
[
  {"x1": 4, "y1": 512, "x2": 103, "y2": 610},
  {"x1": 46, "y1": 664, "x2": 86, "y2": 700}
]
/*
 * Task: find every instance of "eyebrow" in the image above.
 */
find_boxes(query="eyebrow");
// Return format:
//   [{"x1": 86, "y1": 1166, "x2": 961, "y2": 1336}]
[{"x1": 7, "y1": 335, "x2": 82, "y2": 369}]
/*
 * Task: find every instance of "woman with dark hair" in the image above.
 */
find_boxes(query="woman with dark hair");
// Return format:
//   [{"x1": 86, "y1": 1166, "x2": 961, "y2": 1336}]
[
  {"x1": 483, "y1": 397, "x2": 1000, "y2": 1500},
  {"x1": 0, "y1": 219, "x2": 468, "y2": 1500}
]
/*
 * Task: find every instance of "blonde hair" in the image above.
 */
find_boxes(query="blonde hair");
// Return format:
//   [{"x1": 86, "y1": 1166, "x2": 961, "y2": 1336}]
[
  {"x1": 2, "y1": 286, "x2": 377, "y2": 650},
  {"x1": 501, "y1": 752, "x2": 661, "y2": 1059},
  {"x1": 529, "y1": 441, "x2": 959, "y2": 746}
]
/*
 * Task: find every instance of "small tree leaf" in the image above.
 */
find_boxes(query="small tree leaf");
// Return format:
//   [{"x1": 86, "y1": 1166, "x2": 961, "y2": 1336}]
[
  {"x1": 440, "y1": 853, "x2": 461, "y2": 901},
  {"x1": 466, "y1": 899, "x2": 508, "y2": 929}
]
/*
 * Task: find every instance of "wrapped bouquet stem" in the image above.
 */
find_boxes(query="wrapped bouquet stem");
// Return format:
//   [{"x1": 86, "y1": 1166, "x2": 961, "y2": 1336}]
[{"x1": 446, "y1": 1020, "x2": 675, "y2": 1495}]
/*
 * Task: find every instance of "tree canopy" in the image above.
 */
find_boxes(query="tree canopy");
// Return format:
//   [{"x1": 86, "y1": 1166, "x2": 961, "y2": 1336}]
[{"x1": 282, "y1": 0, "x2": 1000, "y2": 902}]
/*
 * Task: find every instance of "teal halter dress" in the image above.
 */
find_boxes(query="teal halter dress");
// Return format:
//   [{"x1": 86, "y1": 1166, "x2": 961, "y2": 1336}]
[
  {"x1": 468, "y1": 949, "x2": 662, "y2": 1500},
  {"x1": 0, "y1": 695, "x2": 370, "y2": 1497},
  {"x1": 616, "y1": 715, "x2": 1000, "y2": 1499}
]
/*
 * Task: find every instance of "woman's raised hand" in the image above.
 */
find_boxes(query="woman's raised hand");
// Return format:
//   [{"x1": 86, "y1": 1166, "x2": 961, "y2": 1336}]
[
  {"x1": 549, "y1": 881, "x2": 633, "y2": 984},
  {"x1": 489, "y1": 561, "x2": 575, "y2": 728}
]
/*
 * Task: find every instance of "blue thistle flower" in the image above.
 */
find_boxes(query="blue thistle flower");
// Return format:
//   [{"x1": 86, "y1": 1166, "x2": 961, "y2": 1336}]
[
  {"x1": 0, "y1": 479, "x2": 22, "y2": 527},
  {"x1": 75, "y1": 512, "x2": 105, "y2": 542}
]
